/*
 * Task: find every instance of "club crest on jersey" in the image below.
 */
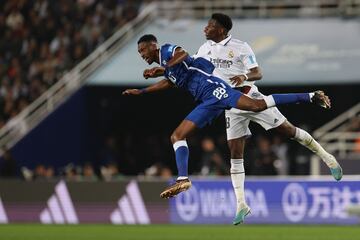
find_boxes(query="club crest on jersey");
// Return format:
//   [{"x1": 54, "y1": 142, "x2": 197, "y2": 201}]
[
  {"x1": 228, "y1": 50, "x2": 234, "y2": 58},
  {"x1": 162, "y1": 60, "x2": 167, "y2": 65},
  {"x1": 207, "y1": 50, "x2": 211, "y2": 55}
]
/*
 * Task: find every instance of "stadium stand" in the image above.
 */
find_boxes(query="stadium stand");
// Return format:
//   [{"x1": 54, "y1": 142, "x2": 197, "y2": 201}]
[
  {"x1": 0, "y1": 0, "x2": 142, "y2": 127},
  {"x1": 0, "y1": 0, "x2": 359, "y2": 179}
]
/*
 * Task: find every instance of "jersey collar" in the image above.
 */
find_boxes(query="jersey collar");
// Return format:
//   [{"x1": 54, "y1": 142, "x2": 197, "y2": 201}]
[{"x1": 210, "y1": 35, "x2": 232, "y2": 46}]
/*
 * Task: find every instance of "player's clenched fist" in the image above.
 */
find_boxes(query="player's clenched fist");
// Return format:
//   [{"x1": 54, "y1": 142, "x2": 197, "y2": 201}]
[
  {"x1": 143, "y1": 67, "x2": 165, "y2": 79},
  {"x1": 143, "y1": 69, "x2": 154, "y2": 79},
  {"x1": 122, "y1": 89, "x2": 142, "y2": 95}
]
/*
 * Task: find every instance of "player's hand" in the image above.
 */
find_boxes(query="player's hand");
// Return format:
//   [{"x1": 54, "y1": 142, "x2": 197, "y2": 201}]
[
  {"x1": 143, "y1": 67, "x2": 164, "y2": 79},
  {"x1": 122, "y1": 89, "x2": 142, "y2": 95},
  {"x1": 143, "y1": 69, "x2": 154, "y2": 79},
  {"x1": 143, "y1": 67, "x2": 158, "y2": 79},
  {"x1": 229, "y1": 75, "x2": 246, "y2": 87}
]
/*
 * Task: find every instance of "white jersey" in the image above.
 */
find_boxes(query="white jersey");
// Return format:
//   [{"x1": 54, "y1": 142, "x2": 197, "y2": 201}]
[
  {"x1": 194, "y1": 35, "x2": 258, "y2": 88},
  {"x1": 195, "y1": 35, "x2": 286, "y2": 140}
]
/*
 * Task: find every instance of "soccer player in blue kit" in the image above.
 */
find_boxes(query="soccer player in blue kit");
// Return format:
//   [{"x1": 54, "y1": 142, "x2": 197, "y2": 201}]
[{"x1": 123, "y1": 34, "x2": 332, "y2": 199}]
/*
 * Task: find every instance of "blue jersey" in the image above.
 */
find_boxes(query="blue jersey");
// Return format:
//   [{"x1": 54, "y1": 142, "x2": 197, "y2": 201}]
[
  {"x1": 159, "y1": 43, "x2": 243, "y2": 128},
  {"x1": 160, "y1": 44, "x2": 216, "y2": 101}
]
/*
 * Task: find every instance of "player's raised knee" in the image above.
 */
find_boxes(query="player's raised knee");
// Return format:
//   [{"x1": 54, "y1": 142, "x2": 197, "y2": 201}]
[{"x1": 171, "y1": 132, "x2": 183, "y2": 144}]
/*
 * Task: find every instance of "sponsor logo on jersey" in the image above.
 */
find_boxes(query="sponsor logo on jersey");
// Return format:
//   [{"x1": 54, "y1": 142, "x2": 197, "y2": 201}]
[{"x1": 209, "y1": 58, "x2": 233, "y2": 68}]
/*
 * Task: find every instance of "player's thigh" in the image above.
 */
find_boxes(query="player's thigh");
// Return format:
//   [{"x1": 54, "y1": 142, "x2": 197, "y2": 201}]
[
  {"x1": 225, "y1": 109, "x2": 251, "y2": 140},
  {"x1": 249, "y1": 107, "x2": 287, "y2": 130},
  {"x1": 185, "y1": 104, "x2": 223, "y2": 129}
]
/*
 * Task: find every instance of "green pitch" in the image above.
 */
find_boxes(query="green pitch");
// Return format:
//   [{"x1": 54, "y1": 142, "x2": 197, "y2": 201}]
[{"x1": 1, "y1": 224, "x2": 360, "y2": 240}]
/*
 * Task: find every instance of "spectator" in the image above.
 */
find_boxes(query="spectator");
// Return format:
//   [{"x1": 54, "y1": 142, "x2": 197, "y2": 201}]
[
  {"x1": 272, "y1": 135, "x2": 289, "y2": 175},
  {"x1": 0, "y1": 0, "x2": 142, "y2": 127},
  {"x1": 33, "y1": 164, "x2": 47, "y2": 179},
  {"x1": 101, "y1": 161, "x2": 122, "y2": 181},
  {"x1": 145, "y1": 162, "x2": 173, "y2": 179},
  {"x1": 346, "y1": 116, "x2": 360, "y2": 153},
  {"x1": 252, "y1": 136, "x2": 278, "y2": 175},
  {"x1": 200, "y1": 137, "x2": 228, "y2": 176},
  {"x1": 82, "y1": 162, "x2": 98, "y2": 181},
  {"x1": 0, "y1": 148, "x2": 17, "y2": 177}
]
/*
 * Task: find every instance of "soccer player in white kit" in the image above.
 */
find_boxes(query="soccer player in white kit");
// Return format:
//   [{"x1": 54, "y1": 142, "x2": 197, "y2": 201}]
[{"x1": 194, "y1": 13, "x2": 343, "y2": 225}]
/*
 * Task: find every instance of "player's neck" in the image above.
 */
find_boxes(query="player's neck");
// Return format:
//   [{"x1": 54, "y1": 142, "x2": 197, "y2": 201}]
[
  {"x1": 211, "y1": 35, "x2": 227, "y2": 43},
  {"x1": 155, "y1": 49, "x2": 160, "y2": 64}
]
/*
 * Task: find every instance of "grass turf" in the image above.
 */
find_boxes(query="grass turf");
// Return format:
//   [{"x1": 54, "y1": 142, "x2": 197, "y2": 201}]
[{"x1": 1, "y1": 224, "x2": 360, "y2": 240}]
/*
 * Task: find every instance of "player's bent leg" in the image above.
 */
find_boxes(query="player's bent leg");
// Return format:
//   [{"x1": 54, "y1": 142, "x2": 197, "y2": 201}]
[
  {"x1": 261, "y1": 91, "x2": 331, "y2": 109},
  {"x1": 160, "y1": 120, "x2": 197, "y2": 199},
  {"x1": 170, "y1": 119, "x2": 198, "y2": 143},
  {"x1": 235, "y1": 95, "x2": 267, "y2": 112},
  {"x1": 273, "y1": 121, "x2": 296, "y2": 139},
  {"x1": 288, "y1": 125, "x2": 343, "y2": 181},
  {"x1": 234, "y1": 91, "x2": 326, "y2": 113}
]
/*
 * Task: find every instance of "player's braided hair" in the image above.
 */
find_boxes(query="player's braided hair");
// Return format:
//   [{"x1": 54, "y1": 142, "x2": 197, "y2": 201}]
[
  {"x1": 137, "y1": 34, "x2": 158, "y2": 44},
  {"x1": 211, "y1": 13, "x2": 232, "y2": 32}
]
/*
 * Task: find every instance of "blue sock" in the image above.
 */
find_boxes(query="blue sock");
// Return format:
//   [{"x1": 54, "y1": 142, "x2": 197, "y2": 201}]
[
  {"x1": 173, "y1": 140, "x2": 189, "y2": 177},
  {"x1": 271, "y1": 93, "x2": 310, "y2": 105}
]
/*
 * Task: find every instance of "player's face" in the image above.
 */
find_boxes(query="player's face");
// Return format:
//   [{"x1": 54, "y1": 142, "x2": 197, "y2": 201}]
[
  {"x1": 138, "y1": 41, "x2": 157, "y2": 64},
  {"x1": 204, "y1": 19, "x2": 222, "y2": 40}
]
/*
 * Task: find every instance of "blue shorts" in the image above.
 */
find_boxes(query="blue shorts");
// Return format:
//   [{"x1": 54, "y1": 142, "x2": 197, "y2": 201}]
[{"x1": 185, "y1": 79, "x2": 242, "y2": 128}]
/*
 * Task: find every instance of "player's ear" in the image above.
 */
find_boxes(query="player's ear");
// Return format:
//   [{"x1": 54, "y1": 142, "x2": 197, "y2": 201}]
[{"x1": 149, "y1": 41, "x2": 157, "y2": 50}]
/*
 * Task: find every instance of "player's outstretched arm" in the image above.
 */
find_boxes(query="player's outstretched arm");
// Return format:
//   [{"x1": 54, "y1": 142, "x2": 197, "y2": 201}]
[
  {"x1": 165, "y1": 47, "x2": 189, "y2": 68},
  {"x1": 122, "y1": 79, "x2": 175, "y2": 95}
]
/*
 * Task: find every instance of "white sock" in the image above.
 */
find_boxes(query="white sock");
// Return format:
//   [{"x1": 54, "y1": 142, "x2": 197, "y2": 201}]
[
  {"x1": 293, "y1": 127, "x2": 338, "y2": 168},
  {"x1": 309, "y1": 92, "x2": 315, "y2": 100},
  {"x1": 230, "y1": 159, "x2": 247, "y2": 211},
  {"x1": 263, "y1": 95, "x2": 275, "y2": 108},
  {"x1": 177, "y1": 176, "x2": 188, "y2": 180}
]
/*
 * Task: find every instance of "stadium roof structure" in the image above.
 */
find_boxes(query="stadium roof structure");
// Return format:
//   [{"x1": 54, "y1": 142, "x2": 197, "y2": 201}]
[{"x1": 88, "y1": 18, "x2": 360, "y2": 86}]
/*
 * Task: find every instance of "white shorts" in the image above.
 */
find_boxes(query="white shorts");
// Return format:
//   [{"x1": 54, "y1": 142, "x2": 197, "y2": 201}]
[{"x1": 225, "y1": 85, "x2": 286, "y2": 140}]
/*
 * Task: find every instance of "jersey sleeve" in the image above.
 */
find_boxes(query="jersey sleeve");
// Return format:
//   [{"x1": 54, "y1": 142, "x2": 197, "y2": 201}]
[
  {"x1": 241, "y1": 43, "x2": 258, "y2": 69},
  {"x1": 160, "y1": 43, "x2": 181, "y2": 66}
]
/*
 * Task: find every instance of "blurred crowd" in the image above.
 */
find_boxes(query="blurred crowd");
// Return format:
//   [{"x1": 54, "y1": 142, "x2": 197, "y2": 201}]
[
  {"x1": 0, "y1": 125, "x2": 320, "y2": 180},
  {"x1": 0, "y1": 0, "x2": 143, "y2": 128},
  {"x1": 1, "y1": 116, "x2": 360, "y2": 181},
  {"x1": 2, "y1": 114, "x2": 360, "y2": 180},
  {"x1": 0, "y1": 0, "x2": 359, "y2": 181}
]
